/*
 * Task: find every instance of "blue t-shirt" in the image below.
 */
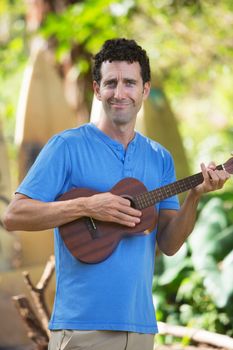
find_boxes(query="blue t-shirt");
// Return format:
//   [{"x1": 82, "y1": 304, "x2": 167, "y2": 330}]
[{"x1": 17, "y1": 123, "x2": 180, "y2": 334}]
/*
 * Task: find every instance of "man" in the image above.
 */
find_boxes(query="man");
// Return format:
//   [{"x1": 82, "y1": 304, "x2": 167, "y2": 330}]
[{"x1": 3, "y1": 38, "x2": 230, "y2": 350}]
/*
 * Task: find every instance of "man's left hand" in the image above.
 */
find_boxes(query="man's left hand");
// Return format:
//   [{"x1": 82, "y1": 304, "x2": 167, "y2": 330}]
[{"x1": 191, "y1": 162, "x2": 231, "y2": 197}]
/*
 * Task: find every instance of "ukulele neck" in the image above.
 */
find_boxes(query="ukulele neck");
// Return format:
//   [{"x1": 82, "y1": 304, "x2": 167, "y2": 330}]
[{"x1": 134, "y1": 164, "x2": 224, "y2": 210}]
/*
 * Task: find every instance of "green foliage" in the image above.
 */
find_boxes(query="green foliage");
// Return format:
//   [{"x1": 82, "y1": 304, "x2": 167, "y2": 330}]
[
  {"x1": 40, "y1": 0, "x2": 133, "y2": 61},
  {"x1": 0, "y1": 0, "x2": 27, "y2": 139},
  {"x1": 0, "y1": 0, "x2": 27, "y2": 78},
  {"x1": 153, "y1": 192, "x2": 233, "y2": 337}
]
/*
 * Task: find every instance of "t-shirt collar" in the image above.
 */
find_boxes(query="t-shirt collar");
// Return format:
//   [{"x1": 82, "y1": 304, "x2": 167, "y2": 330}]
[{"x1": 89, "y1": 122, "x2": 138, "y2": 154}]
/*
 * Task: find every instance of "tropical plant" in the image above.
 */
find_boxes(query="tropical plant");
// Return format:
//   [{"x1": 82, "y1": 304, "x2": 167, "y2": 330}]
[{"x1": 153, "y1": 191, "x2": 233, "y2": 337}]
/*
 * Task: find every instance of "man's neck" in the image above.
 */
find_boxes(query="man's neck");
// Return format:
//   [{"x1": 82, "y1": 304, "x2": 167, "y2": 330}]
[{"x1": 96, "y1": 119, "x2": 135, "y2": 149}]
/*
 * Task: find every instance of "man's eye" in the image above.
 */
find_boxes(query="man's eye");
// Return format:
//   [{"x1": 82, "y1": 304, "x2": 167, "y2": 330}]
[
  {"x1": 126, "y1": 81, "x2": 135, "y2": 86},
  {"x1": 106, "y1": 81, "x2": 116, "y2": 87}
]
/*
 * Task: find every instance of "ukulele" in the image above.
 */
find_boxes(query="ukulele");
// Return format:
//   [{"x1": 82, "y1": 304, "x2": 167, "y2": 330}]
[{"x1": 58, "y1": 157, "x2": 233, "y2": 264}]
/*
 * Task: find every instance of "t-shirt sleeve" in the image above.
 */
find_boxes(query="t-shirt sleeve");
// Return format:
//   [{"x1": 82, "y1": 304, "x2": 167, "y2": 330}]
[
  {"x1": 16, "y1": 135, "x2": 71, "y2": 202},
  {"x1": 159, "y1": 150, "x2": 180, "y2": 211}
]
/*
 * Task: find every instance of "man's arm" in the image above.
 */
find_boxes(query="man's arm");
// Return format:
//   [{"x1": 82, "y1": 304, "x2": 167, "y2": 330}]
[
  {"x1": 156, "y1": 163, "x2": 231, "y2": 256},
  {"x1": 3, "y1": 192, "x2": 142, "y2": 232}
]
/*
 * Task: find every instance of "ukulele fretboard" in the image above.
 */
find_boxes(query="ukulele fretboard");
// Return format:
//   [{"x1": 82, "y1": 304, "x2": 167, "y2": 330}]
[{"x1": 134, "y1": 164, "x2": 224, "y2": 210}]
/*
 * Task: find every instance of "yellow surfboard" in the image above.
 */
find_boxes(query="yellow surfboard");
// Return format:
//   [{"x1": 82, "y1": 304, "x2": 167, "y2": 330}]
[
  {"x1": 0, "y1": 121, "x2": 17, "y2": 271},
  {"x1": 15, "y1": 48, "x2": 77, "y2": 181},
  {"x1": 14, "y1": 48, "x2": 77, "y2": 267}
]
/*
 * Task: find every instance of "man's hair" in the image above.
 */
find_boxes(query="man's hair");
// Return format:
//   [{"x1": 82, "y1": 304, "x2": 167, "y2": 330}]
[{"x1": 92, "y1": 38, "x2": 151, "y2": 84}]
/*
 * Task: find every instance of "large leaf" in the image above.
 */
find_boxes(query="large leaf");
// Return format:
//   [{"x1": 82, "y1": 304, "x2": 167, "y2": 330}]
[
  {"x1": 221, "y1": 250, "x2": 233, "y2": 298},
  {"x1": 189, "y1": 197, "x2": 228, "y2": 256},
  {"x1": 158, "y1": 243, "x2": 190, "y2": 286},
  {"x1": 214, "y1": 224, "x2": 233, "y2": 261}
]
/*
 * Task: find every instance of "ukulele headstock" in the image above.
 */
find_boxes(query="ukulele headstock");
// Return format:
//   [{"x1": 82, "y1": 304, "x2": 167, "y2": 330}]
[{"x1": 223, "y1": 157, "x2": 233, "y2": 174}]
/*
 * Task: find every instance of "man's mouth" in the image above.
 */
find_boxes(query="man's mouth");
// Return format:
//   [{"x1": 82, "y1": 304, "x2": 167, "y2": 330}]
[{"x1": 109, "y1": 100, "x2": 131, "y2": 108}]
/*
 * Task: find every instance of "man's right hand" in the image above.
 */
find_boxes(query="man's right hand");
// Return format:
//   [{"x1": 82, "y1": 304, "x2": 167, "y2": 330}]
[{"x1": 85, "y1": 192, "x2": 142, "y2": 227}]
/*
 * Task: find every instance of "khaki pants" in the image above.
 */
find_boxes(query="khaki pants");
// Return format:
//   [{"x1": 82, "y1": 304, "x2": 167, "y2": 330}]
[{"x1": 49, "y1": 330, "x2": 155, "y2": 350}]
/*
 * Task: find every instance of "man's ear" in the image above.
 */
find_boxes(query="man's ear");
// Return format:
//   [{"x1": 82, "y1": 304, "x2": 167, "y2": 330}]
[
  {"x1": 142, "y1": 82, "x2": 151, "y2": 100},
  {"x1": 93, "y1": 81, "x2": 101, "y2": 101}
]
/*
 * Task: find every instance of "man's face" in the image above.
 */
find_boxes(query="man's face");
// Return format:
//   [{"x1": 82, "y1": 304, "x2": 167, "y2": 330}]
[{"x1": 93, "y1": 61, "x2": 150, "y2": 127}]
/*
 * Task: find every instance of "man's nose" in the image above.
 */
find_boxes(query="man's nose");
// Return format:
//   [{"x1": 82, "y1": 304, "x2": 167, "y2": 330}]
[{"x1": 114, "y1": 83, "x2": 125, "y2": 99}]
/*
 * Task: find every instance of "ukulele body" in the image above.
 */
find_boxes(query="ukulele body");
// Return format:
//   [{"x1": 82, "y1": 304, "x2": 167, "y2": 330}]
[{"x1": 58, "y1": 178, "x2": 157, "y2": 264}]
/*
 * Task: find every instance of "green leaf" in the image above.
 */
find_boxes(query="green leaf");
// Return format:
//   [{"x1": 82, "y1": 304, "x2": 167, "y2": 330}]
[
  {"x1": 189, "y1": 197, "x2": 228, "y2": 256},
  {"x1": 158, "y1": 243, "x2": 189, "y2": 285},
  {"x1": 221, "y1": 251, "x2": 233, "y2": 297}
]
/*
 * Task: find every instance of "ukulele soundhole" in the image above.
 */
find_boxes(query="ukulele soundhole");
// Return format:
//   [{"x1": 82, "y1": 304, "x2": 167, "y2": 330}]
[
  {"x1": 84, "y1": 217, "x2": 101, "y2": 239},
  {"x1": 121, "y1": 194, "x2": 138, "y2": 209}
]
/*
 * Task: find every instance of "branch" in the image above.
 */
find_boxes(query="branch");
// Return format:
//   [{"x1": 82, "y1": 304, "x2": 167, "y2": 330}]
[
  {"x1": 158, "y1": 322, "x2": 233, "y2": 350},
  {"x1": 12, "y1": 295, "x2": 49, "y2": 350},
  {"x1": 36, "y1": 255, "x2": 55, "y2": 290},
  {"x1": 23, "y1": 255, "x2": 55, "y2": 336}
]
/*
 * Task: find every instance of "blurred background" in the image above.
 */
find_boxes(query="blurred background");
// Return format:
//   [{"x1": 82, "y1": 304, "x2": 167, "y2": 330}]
[{"x1": 0, "y1": 0, "x2": 233, "y2": 349}]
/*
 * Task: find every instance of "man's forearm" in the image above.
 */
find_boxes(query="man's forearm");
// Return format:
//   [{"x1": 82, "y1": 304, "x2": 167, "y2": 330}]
[
  {"x1": 157, "y1": 190, "x2": 201, "y2": 256},
  {"x1": 3, "y1": 195, "x2": 88, "y2": 231}
]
